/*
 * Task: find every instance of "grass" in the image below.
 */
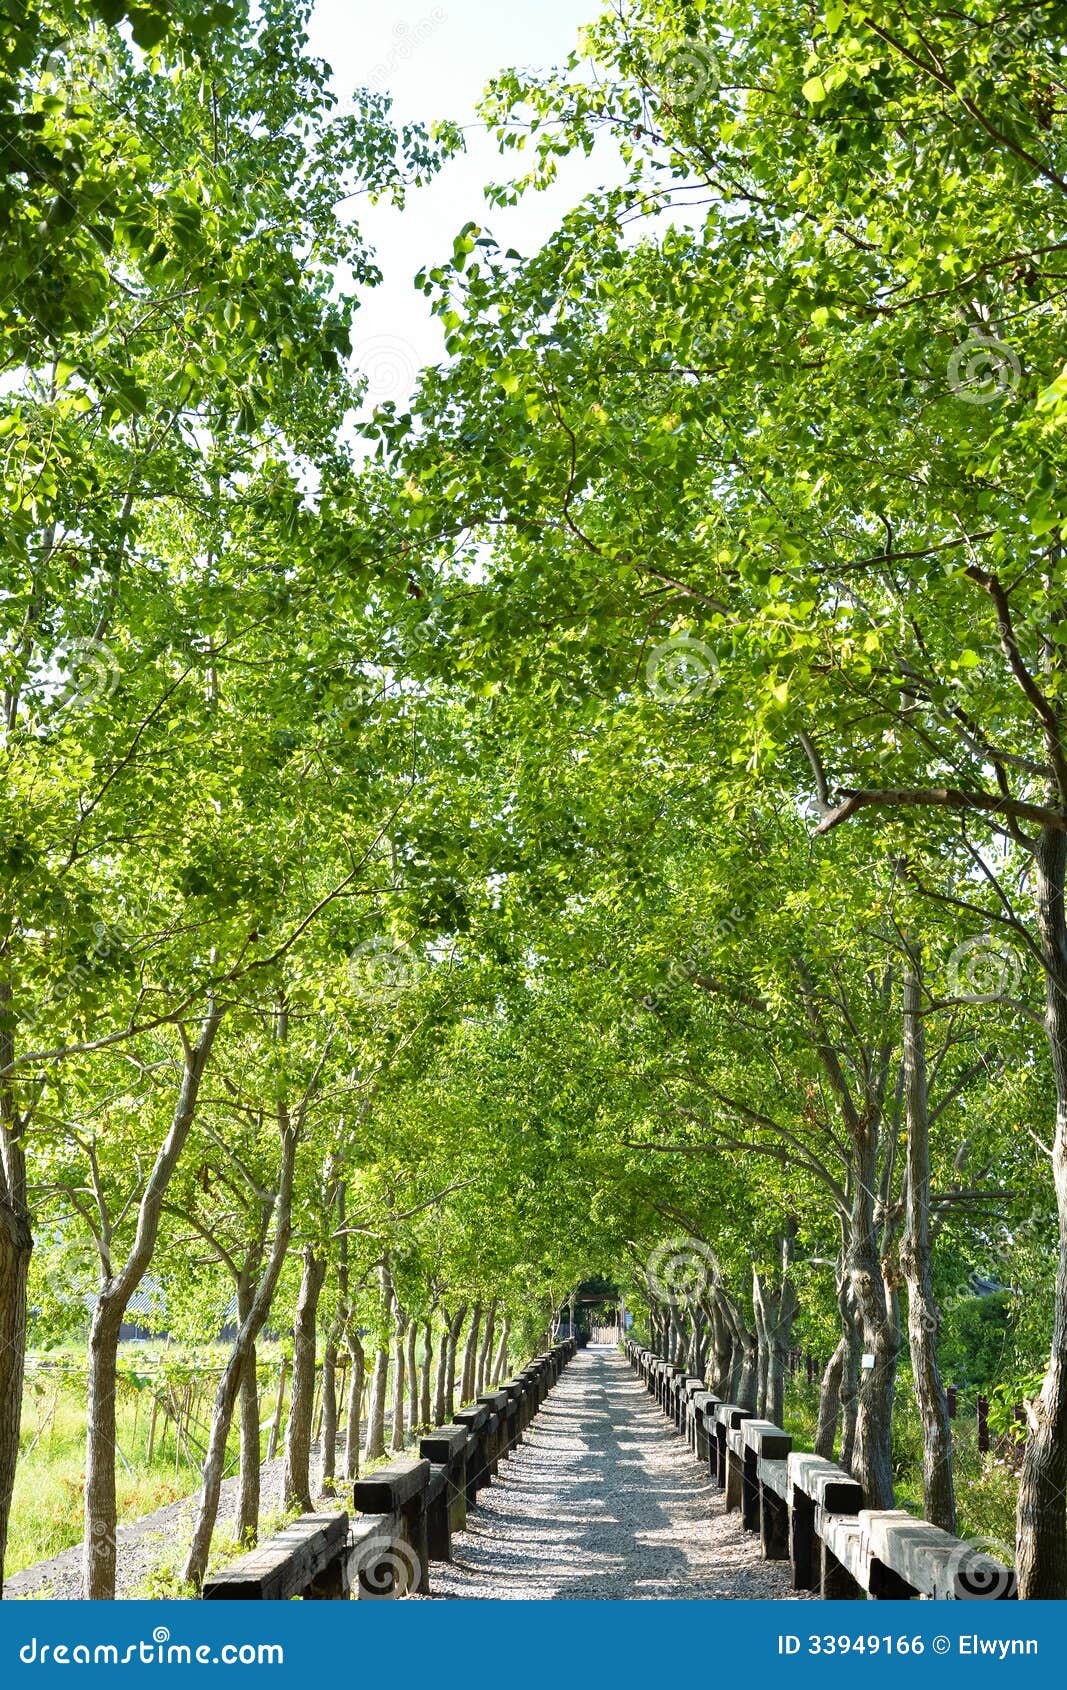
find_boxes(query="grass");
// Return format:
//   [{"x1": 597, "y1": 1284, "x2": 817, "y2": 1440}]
[
  {"x1": 10, "y1": 1391, "x2": 198, "y2": 1577},
  {"x1": 10, "y1": 1342, "x2": 289, "y2": 1579}
]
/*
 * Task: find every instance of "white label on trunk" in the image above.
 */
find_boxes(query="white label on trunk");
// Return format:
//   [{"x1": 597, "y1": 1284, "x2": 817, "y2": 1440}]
[{"x1": 860, "y1": 1352, "x2": 876, "y2": 1369}]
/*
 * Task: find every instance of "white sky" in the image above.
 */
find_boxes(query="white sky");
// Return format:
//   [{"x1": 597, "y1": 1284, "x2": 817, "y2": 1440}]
[{"x1": 305, "y1": 0, "x2": 613, "y2": 408}]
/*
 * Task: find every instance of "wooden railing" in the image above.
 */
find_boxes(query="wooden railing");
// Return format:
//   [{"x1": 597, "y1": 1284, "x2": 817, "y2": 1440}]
[
  {"x1": 203, "y1": 1339, "x2": 576, "y2": 1600},
  {"x1": 626, "y1": 1341, "x2": 1017, "y2": 1602}
]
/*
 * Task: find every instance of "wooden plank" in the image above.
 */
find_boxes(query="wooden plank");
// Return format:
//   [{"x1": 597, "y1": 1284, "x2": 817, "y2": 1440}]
[
  {"x1": 352, "y1": 1456, "x2": 429, "y2": 1512},
  {"x1": 476, "y1": 1391, "x2": 508, "y2": 1414},
  {"x1": 716, "y1": 1403, "x2": 754, "y2": 1432},
  {"x1": 861, "y1": 1509, "x2": 1016, "y2": 1600},
  {"x1": 788, "y1": 1452, "x2": 863, "y2": 1512},
  {"x1": 822, "y1": 1514, "x2": 870, "y2": 1592},
  {"x1": 743, "y1": 1418, "x2": 792, "y2": 1459},
  {"x1": 758, "y1": 1457, "x2": 789, "y2": 1500},
  {"x1": 204, "y1": 1512, "x2": 347, "y2": 1601},
  {"x1": 420, "y1": 1424, "x2": 469, "y2": 1462}
]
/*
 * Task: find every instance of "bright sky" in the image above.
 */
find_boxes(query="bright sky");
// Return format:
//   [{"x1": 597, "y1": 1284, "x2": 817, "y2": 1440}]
[{"x1": 305, "y1": 0, "x2": 611, "y2": 408}]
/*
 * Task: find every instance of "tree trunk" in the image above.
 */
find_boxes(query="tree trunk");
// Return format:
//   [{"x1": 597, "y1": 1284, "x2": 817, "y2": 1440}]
[
  {"x1": 720, "y1": 1290, "x2": 757, "y2": 1410},
  {"x1": 0, "y1": 1187, "x2": 31, "y2": 1597},
  {"x1": 753, "y1": 1269, "x2": 770, "y2": 1417},
  {"x1": 692, "y1": 1304, "x2": 707, "y2": 1377},
  {"x1": 363, "y1": 1343, "x2": 389, "y2": 1461},
  {"x1": 736, "y1": 1328, "x2": 758, "y2": 1411},
  {"x1": 406, "y1": 1318, "x2": 418, "y2": 1432},
  {"x1": 283, "y1": 1245, "x2": 326, "y2": 1511},
  {"x1": 815, "y1": 1336, "x2": 846, "y2": 1460},
  {"x1": 389, "y1": 1304, "x2": 407, "y2": 1454},
  {"x1": 670, "y1": 1306, "x2": 686, "y2": 1369},
  {"x1": 833, "y1": 1266, "x2": 862, "y2": 1469},
  {"x1": 477, "y1": 1299, "x2": 497, "y2": 1397},
  {"x1": 901, "y1": 942, "x2": 956, "y2": 1531},
  {"x1": 364, "y1": 1257, "x2": 393, "y2": 1462},
  {"x1": 460, "y1": 1302, "x2": 482, "y2": 1405},
  {"x1": 433, "y1": 1324, "x2": 449, "y2": 1424},
  {"x1": 705, "y1": 1294, "x2": 733, "y2": 1395},
  {"x1": 343, "y1": 1329, "x2": 364, "y2": 1481},
  {"x1": 444, "y1": 1302, "x2": 467, "y2": 1417},
  {"x1": 764, "y1": 1227, "x2": 798, "y2": 1428},
  {"x1": 1018, "y1": 824, "x2": 1067, "y2": 1597},
  {"x1": 84, "y1": 1004, "x2": 222, "y2": 1598},
  {"x1": 0, "y1": 970, "x2": 32, "y2": 1601},
  {"x1": 420, "y1": 1318, "x2": 433, "y2": 1427},
  {"x1": 235, "y1": 1278, "x2": 260, "y2": 1543},
  {"x1": 492, "y1": 1316, "x2": 510, "y2": 1386},
  {"x1": 83, "y1": 1301, "x2": 124, "y2": 1600},
  {"x1": 320, "y1": 1306, "x2": 343, "y2": 1496},
  {"x1": 840, "y1": 1323, "x2": 862, "y2": 1472},
  {"x1": 846, "y1": 1129, "x2": 899, "y2": 1508}
]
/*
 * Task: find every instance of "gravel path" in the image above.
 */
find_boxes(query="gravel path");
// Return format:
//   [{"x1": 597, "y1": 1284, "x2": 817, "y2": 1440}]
[{"x1": 429, "y1": 1347, "x2": 812, "y2": 1600}]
